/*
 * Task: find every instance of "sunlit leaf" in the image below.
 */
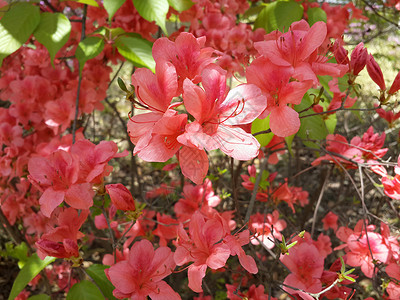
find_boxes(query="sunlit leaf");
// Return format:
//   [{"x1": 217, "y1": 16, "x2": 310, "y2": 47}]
[
  {"x1": 0, "y1": 3, "x2": 40, "y2": 65},
  {"x1": 34, "y1": 13, "x2": 71, "y2": 65},
  {"x1": 8, "y1": 254, "x2": 55, "y2": 300},
  {"x1": 254, "y1": 0, "x2": 303, "y2": 33},
  {"x1": 75, "y1": 36, "x2": 105, "y2": 73},
  {"x1": 103, "y1": 0, "x2": 126, "y2": 20},
  {"x1": 66, "y1": 280, "x2": 104, "y2": 300},
  {"x1": 85, "y1": 264, "x2": 116, "y2": 300},
  {"x1": 133, "y1": 0, "x2": 169, "y2": 34},
  {"x1": 115, "y1": 36, "x2": 155, "y2": 72}
]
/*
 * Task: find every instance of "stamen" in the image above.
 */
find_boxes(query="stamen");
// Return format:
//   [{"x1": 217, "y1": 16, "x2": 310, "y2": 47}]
[
  {"x1": 219, "y1": 99, "x2": 245, "y2": 124},
  {"x1": 136, "y1": 86, "x2": 164, "y2": 113}
]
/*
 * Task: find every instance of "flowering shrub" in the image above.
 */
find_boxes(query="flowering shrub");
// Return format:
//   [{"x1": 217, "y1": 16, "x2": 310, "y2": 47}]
[{"x1": 0, "y1": 0, "x2": 399, "y2": 299}]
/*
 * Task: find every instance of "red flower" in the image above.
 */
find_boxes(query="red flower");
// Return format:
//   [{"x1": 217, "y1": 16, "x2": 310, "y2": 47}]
[
  {"x1": 106, "y1": 239, "x2": 180, "y2": 300},
  {"x1": 105, "y1": 184, "x2": 135, "y2": 211},
  {"x1": 36, "y1": 208, "x2": 88, "y2": 259}
]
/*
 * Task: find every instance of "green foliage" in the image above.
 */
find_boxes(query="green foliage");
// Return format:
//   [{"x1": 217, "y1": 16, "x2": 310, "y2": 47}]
[
  {"x1": 66, "y1": 280, "x2": 104, "y2": 300},
  {"x1": 307, "y1": 7, "x2": 327, "y2": 26},
  {"x1": 33, "y1": 13, "x2": 71, "y2": 65},
  {"x1": 251, "y1": 116, "x2": 274, "y2": 147},
  {"x1": 254, "y1": 0, "x2": 303, "y2": 33},
  {"x1": 8, "y1": 254, "x2": 55, "y2": 300},
  {"x1": 115, "y1": 36, "x2": 155, "y2": 72},
  {"x1": 279, "y1": 234, "x2": 297, "y2": 255},
  {"x1": 133, "y1": 0, "x2": 169, "y2": 34},
  {"x1": 85, "y1": 264, "x2": 116, "y2": 300},
  {"x1": 295, "y1": 93, "x2": 329, "y2": 148},
  {"x1": 64, "y1": 0, "x2": 99, "y2": 7},
  {"x1": 103, "y1": 0, "x2": 127, "y2": 20},
  {"x1": 168, "y1": 0, "x2": 194, "y2": 12},
  {"x1": 250, "y1": 170, "x2": 270, "y2": 190},
  {"x1": 75, "y1": 36, "x2": 105, "y2": 73},
  {"x1": 285, "y1": 134, "x2": 295, "y2": 156},
  {"x1": 0, "y1": 2, "x2": 40, "y2": 66},
  {"x1": 338, "y1": 257, "x2": 356, "y2": 283},
  {"x1": 1, "y1": 242, "x2": 29, "y2": 269}
]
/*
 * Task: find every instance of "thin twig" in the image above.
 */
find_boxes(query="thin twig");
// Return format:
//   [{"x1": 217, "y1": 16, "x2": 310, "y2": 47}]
[
  {"x1": 72, "y1": 4, "x2": 88, "y2": 143},
  {"x1": 311, "y1": 166, "x2": 332, "y2": 238},
  {"x1": 245, "y1": 158, "x2": 268, "y2": 224}
]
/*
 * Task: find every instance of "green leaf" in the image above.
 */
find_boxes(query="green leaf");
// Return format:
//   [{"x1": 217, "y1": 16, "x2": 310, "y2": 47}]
[
  {"x1": 85, "y1": 264, "x2": 116, "y2": 300},
  {"x1": 285, "y1": 134, "x2": 295, "y2": 156},
  {"x1": 254, "y1": 0, "x2": 303, "y2": 33},
  {"x1": 66, "y1": 280, "x2": 104, "y2": 300},
  {"x1": 133, "y1": 0, "x2": 169, "y2": 34},
  {"x1": 344, "y1": 268, "x2": 356, "y2": 275},
  {"x1": 340, "y1": 257, "x2": 346, "y2": 274},
  {"x1": 296, "y1": 93, "x2": 328, "y2": 148},
  {"x1": 117, "y1": 77, "x2": 129, "y2": 92},
  {"x1": 28, "y1": 295, "x2": 51, "y2": 300},
  {"x1": 8, "y1": 254, "x2": 55, "y2": 300},
  {"x1": 307, "y1": 7, "x2": 327, "y2": 26},
  {"x1": 242, "y1": 5, "x2": 265, "y2": 21},
  {"x1": 251, "y1": 116, "x2": 274, "y2": 147},
  {"x1": 115, "y1": 36, "x2": 155, "y2": 72},
  {"x1": 343, "y1": 275, "x2": 356, "y2": 282},
  {"x1": 64, "y1": 0, "x2": 99, "y2": 7},
  {"x1": 75, "y1": 36, "x2": 105, "y2": 73},
  {"x1": 0, "y1": 3, "x2": 40, "y2": 65},
  {"x1": 168, "y1": 0, "x2": 194, "y2": 12},
  {"x1": 104, "y1": 0, "x2": 127, "y2": 20},
  {"x1": 33, "y1": 13, "x2": 71, "y2": 65},
  {"x1": 325, "y1": 113, "x2": 337, "y2": 134}
]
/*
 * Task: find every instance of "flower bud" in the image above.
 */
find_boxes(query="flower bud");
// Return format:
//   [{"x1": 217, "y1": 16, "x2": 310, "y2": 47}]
[
  {"x1": 350, "y1": 43, "x2": 367, "y2": 76},
  {"x1": 388, "y1": 70, "x2": 400, "y2": 95},
  {"x1": 366, "y1": 54, "x2": 386, "y2": 90},
  {"x1": 333, "y1": 40, "x2": 349, "y2": 66},
  {"x1": 105, "y1": 184, "x2": 136, "y2": 211}
]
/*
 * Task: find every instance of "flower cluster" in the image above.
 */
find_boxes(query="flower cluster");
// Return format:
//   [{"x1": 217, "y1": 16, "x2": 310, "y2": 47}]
[{"x1": 127, "y1": 32, "x2": 267, "y2": 184}]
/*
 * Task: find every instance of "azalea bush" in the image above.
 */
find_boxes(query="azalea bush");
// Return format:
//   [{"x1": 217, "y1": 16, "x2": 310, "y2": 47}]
[{"x1": 1, "y1": 0, "x2": 400, "y2": 299}]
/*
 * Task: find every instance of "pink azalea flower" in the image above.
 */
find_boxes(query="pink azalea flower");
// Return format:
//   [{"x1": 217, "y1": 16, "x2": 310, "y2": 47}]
[
  {"x1": 152, "y1": 213, "x2": 179, "y2": 246},
  {"x1": 280, "y1": 243, "x2": 324, "y2": 299},
  {"x1": 152, "y1": 32, "x2": 215, "y2": 91},
  {"x1": 106, "y1": 239, "x2": 180, "y2": 300},
  {"x1": 28, "y1": 150, "x2": 94, "y2": 217},
  {"x1": 386, "y1": 263, "x2": 400, "y2": 300},
  {"x1": 226, "y1": 283, "x2": 276, "y2": 300},
  {"x1": 346, "y1": 232, "x2": 390, "y2": 278},
  {"x1": 372, "y1": 155, "x2": 400, "y2": 200},
  {"x1": 254, "y1": 20, "x2": 347, "y2": 85},
  {"x1": 350, "y1": 126, "x2": 388, "y2": 160},
  {"x1": 174, "y1": 178, "x2": 220, "y2": 222},
  {"x1": 178, "y1": 65, "x2": 266, "y2": 160},
  {"x1": 322, "y1": 211, "x2": 339, "y2": 232},
  {"x1": 70, "y1": 139, "x2": 128, "y2": 185},
  {"x1": 375, "y1": 105, "x2": 400, "y2": 126},
  {"x1": 174, "y1": 211, "x2": 231, "y2": 292},
  {"x1": 36, "y1": 208, "x2": 88, "y2": 259},
  {"x1": 223, "y1": 230, "x2": 258, "y2": 274},
  {"x1": 249, "y1": 210, "x2": 287, "y2": 249},
  {"x1": 312, "y1": 134, "x2": 364, "y2": 169},
  {"x1": 246, "y1": 57, "x2": 312, "y2": 137}
]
